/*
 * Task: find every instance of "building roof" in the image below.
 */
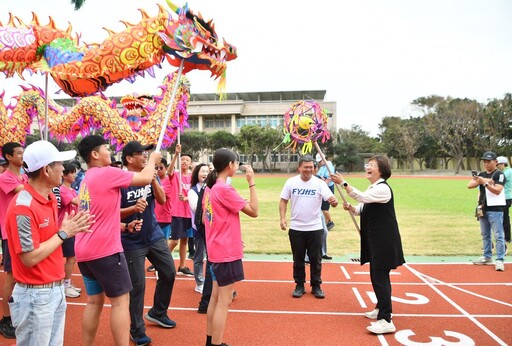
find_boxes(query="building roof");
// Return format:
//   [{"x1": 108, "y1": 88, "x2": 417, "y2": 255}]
[{"x1": 190, "y1": 90, "x2": 327, "y2": 102}]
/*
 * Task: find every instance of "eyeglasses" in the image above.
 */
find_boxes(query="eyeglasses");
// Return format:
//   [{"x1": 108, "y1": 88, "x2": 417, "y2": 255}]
[
  {"x1": 155, "y1": 166, "x2": 165, "y2": 170},
  {"x1": 365, "y1": 163, "x2": 377, "y2": 168},
  {"x1": 132, "y1": 151, "x2": 148, "y2": 157}
]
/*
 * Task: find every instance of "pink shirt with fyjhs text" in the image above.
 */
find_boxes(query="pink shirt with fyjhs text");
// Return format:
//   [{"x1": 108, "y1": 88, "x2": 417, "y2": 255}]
[
  {"x1": 203, "y1": 180, "x2": 247, "y2": 263},
  {"x1": 75, "y1": 166, "x2": 134, "y2": 262}
]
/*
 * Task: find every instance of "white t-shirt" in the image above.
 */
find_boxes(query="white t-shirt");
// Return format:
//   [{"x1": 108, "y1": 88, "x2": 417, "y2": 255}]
[{"x1": 280, "y1": 175, "x2": 334, "y2": 231}]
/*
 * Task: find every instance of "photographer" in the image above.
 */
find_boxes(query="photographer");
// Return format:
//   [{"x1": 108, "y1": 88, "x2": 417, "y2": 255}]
[{"x1": 467, "y1": 151, "x2": 506, "y2": 271}]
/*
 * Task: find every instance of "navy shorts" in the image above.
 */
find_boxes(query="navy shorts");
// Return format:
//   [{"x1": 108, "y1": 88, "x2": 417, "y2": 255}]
[
  {"x1": 61, "y1": 237, "x2": 75, "y2": 258},
  {"x1": 211, "y1": 260, "x2": 244, "y2": 287},
  {"x1": 1, "y1": 240, "x2": 11, "y2": 273},
  {"x1": 78, "y1": 252, "x2": 132, "y2": 298},
  {"x1": 170, "y1": 217, "x2": 192, "y2": 240}
]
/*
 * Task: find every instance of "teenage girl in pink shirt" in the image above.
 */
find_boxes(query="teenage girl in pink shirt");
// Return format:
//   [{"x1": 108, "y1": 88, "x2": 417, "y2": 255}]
[{"x1": 203, "y1": 148, "x2": 258, "y2": 346}]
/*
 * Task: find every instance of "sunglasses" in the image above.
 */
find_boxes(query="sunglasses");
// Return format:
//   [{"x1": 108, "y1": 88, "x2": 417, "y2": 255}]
[{"x1": 155, "y1": 166, "x2": 165, "y2": 170}]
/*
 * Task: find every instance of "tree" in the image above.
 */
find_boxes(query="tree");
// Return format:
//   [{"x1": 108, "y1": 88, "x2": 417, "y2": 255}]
[
  {"x1": 180, "y1": 131, "x2": 209, "y2": 160},
  {"x1": 70, "y1": 0, "x2": 86, "y2": 10},
  {"x1": 419, "y1": 97, "x2": 482, "y2": 173},
  {"x1": 208, "y1": 130, "x2": 238, "y2": 151}
]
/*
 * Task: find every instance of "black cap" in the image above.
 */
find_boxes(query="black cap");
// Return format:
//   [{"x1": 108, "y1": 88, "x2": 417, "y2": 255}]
[
  {"x1": 121, "y1": 141, "x2": 154, "y2": 164},
  {"x1": 481, "y1": 151, "x2": 497, "y2": 160}
]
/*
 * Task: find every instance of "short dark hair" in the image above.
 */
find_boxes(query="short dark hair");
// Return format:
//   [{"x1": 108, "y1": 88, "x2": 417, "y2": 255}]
[
  {"x1": 181, "y1": 153, "x2": 193, "y2": 161},
  {"x1": 369, "y1": 155, "x2": 392, "y2": 180},
  {"x1": 160, "y1": 158, "x2": 168, "y2": 167},
  {"x1": 1, "y1": 142, "x2": 22, "y2": 163},
  {"x1": 63, "y1": 162, "x2": 78, "y2": 175},
  {"x1": 78, "y1": 135, "x2": 107, "y2": 164},
  {"x1": 299, "y1": 154, "x2": 315, "y2": 166}
]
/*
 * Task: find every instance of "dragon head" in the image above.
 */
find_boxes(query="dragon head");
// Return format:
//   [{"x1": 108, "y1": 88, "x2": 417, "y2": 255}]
[
  {"x1": 160, "y1": 1, "x2": 237, "y2": 82},
  {"x1": 120, "y1": 95, "x2": 154, "y2": 131}
]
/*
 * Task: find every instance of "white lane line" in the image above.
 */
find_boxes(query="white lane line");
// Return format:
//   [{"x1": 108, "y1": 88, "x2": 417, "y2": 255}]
[
  {"x1": 63, "y1": 302, "x2": 512, "y2": 318},
  {"x1": 405, "y1": 264, "x2": 507, "y2": 346},
  {"x1": 417, "y1": 271, "x2": 512, "y2": 308},
  {"x1": 340, "y1": 265, "x2": 351, "y2": 280},
  {"x1": 352, "y1": 287, "x2": 367, "y2": 308}
]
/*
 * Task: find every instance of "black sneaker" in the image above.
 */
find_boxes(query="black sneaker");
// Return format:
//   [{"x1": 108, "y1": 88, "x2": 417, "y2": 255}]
[
  {"x1": 322, "y1": 255, "x2": 333, "y2": 260},
  {"x1": 130, "y1": 333, "x2": 152, "y2": 346},
  {"x1": 0, "y1": 317, "x2": 15, "y2": 339},
  {"x1": 146, "y1": 265, "x2": 156, "y2": 272},
  {"x1": 197, "y1": 305, "x2": 208, "y2": 314},
  {"x1": 292, "y1": 284, "x2": 306, "y2": 298},
  {"x1": 177, "y1": 266, "x2": 194, "y2": 276},
  {"x1": 144, "y1": 310, "x2": 176, "y2": 328},
  {"x1": 312, "y1": 285, "x2": 325, "y2": 299}
]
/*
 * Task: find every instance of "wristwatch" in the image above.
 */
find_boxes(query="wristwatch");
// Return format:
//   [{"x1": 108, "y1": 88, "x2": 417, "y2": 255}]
[
  {"x1": 57, "y1": 230, "x2": 68, "y2": 241},
  {"x1": 343, "y1": 182, "x2": 348, "y2": 187},
  {"x1": 124, "y1": 223, "x2": 129, "y2": 232},
  {"x1": 484, "y1": 182, "x2": 489, "y2": 187}
]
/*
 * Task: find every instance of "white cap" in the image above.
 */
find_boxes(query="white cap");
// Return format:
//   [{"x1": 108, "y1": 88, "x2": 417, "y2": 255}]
[
  {"x1": 24, "y1": 140, "x2": 77, "y2": 173},
  {"x1": 315, "y1": 153, "x2": 322, "y2": 162},
  {"x1": 497, "y1": 156, "x2": 508, "y2": 165}
]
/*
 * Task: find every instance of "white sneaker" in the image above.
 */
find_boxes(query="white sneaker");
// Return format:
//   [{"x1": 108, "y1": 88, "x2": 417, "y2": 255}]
[
  {"x1": 364, "y1": 308, "x2": 379, "y2": 319},
  {"x1": 473, "y1": 256, "x2": 494, "y2": 265},
  {"x1": 70, "y1": 284, "x2": 82, "y2": 293},
  {"x1": 65, "y1": 286, "x2": 80, "y2": 298},
  {"x1": 367, "y1": 319, "x2": 396, "y2": 334},
  {"x1": 495, "y1": 260, "x2": 505, "y2": 271},
  {"x1": 195, "y1": 284, "x2": 204, "y2": 294}
]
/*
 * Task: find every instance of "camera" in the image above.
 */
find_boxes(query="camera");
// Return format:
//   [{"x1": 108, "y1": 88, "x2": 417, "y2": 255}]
[{"x1": 471, "y1": 170, "x2": 478, "y2": 177}]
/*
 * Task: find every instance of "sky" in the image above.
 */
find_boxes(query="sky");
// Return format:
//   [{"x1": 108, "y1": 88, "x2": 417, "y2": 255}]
[{"x1": 1, "y1": 0, "x2": 511, "y2": 136}]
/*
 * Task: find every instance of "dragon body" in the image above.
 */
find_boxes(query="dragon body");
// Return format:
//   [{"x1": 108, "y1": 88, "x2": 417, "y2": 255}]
[
  {"x1": 0, "y1": 1, "x2": 237, "y2": 97},
  {"x1": 0, "y1": 71, "x2": 190, "y2": 151}
]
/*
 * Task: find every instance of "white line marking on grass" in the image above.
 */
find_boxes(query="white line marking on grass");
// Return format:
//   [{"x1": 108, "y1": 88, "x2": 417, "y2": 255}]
[
  {"x1": 340, "y1": 265, "x2": 351, "y2": 280},
  {"x1": 404, "y1": 264, "x2": 507, "y2": 346}
]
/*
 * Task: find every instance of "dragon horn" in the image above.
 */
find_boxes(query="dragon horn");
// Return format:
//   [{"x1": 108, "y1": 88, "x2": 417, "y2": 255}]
[{"x1": 165, "y1": 0, "x2": 180, "y2": 14}]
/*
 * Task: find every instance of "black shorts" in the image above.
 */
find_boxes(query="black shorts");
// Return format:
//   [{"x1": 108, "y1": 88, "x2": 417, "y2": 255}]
[
  {"x1": 211, "y1": 260, "x2": 244, "y2": 287},
  {"x1": 170, "y1": 217, "x2": 191, "y2": 240},
  {"x1": 1, "y1": 240, "x2": 11, "y2": 273},
  {"x1": 61, "y1": 237, "x2": 75, "y2": 258},
  {"x1": 78, "y1": 252, "x2": 132, "y2": 298}
]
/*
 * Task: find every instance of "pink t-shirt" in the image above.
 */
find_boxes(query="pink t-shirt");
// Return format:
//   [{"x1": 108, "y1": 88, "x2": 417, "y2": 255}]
[
  {"x1": 154, "y1": 175, "x2": 172, "y2": 223},
  {"x1": 58, "y1": 184, "x2": 78, "y2": 227},
  {"x1": 0, "y1": 170, "x2": 28, "y2": 239},
  {"x1": 169, "y1": 171, "x2": 192, "y2": 218},
  {"x1": 203, "y1": 180, "x2": 247, "y2": 263},
  {"x1": 75, "y1": 166, "x2": 134, "y2": 262}
]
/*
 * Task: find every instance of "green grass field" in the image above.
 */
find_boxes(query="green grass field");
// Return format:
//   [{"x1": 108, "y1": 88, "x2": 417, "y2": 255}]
[{"x1": 230, "y1": 174, "x2": 483, "y2": 257}]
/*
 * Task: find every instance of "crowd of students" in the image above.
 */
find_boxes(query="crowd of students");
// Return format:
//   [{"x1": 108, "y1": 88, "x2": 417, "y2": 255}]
[{"x1": 0, "y1": 138, "x2": 259, "y2": 346}]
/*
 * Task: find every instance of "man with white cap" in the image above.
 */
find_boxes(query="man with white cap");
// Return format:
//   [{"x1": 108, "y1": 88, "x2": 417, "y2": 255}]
[
  {"x1": 497, "y1": 156, "x2": 512, "y2": 245},
  {"x1": 4, "y1": 140, "x2": 94, "y2": 344}
]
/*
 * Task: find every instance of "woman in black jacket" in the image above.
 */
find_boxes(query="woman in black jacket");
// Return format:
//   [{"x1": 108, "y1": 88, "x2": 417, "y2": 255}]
[{"x1": 331, "y1": 155, "x2": 405, "y2": 335}]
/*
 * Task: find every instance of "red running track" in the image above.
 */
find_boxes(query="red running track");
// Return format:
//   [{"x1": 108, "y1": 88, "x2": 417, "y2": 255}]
[{"x1": 0, "y1": 260, "x2": 510, "y2": 345}]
